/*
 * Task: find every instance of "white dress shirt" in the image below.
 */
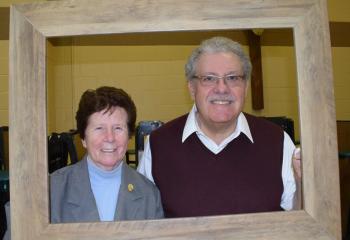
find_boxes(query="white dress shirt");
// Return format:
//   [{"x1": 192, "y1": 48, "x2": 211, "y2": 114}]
[{"x1": 137, "y1": 105, "x2": 296, "y2": 210}]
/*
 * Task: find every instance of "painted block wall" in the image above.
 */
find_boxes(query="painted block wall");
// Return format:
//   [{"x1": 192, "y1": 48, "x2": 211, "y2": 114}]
[
  {"x1": 47, "y1": 39, "x2": 74, "y2": 133},
  {"x1": 48, "y1": 38, "x2": 300, "y2": 142},
  {"x1": 0, "y1": 0, "x2": 349, "y2": 144},
  {"x1": 0, "y1": 41, "x2": 8, "y2": 125}
]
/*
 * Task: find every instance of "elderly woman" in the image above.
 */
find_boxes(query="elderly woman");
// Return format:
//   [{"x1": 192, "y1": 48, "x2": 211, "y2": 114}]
[
  {"x1": 50, "y1": 86, "x2": 163, "y2": 223},
  {"x1": 3, "y1": 86, "x2": 163, "y2": 240},
  {"x1": 3, "y1": 86, "x2": 163, "y2": 239}
]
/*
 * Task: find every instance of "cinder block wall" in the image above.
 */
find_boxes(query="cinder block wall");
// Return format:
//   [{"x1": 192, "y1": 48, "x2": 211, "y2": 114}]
[
  {"x1": 0, "y1": 41, "x2": 8, "y2": 125},
  {"x1": 1, "y1": 0, "x2": 350, "y2": 141},
  {"x1": 48, "y1": 36, "x2": 300, "y2": 141}
]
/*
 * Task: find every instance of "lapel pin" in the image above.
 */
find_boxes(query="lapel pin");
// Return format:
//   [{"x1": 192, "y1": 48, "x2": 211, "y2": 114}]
[{"x1": 128, "y1": 183, "x2": 134, "y2": 192}]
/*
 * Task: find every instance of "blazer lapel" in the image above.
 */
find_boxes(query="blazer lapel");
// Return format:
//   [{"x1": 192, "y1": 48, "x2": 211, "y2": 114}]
[
  {"x1": 115, "y1": 163, "x2": 143, "y2": 221},
  {"x1": 65, "y1": 157, "x2": 100, "y2": 222}
]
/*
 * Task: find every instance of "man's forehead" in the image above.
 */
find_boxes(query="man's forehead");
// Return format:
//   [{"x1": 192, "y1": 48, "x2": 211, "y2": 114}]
[{"x1": 196, "y1": 52, "x2": 243, "y2": 72}]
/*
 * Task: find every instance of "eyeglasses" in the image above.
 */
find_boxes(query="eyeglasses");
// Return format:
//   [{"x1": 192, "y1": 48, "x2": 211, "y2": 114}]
[{"x1": 193, "y1": 74, "x2": 245, "y2": 87}]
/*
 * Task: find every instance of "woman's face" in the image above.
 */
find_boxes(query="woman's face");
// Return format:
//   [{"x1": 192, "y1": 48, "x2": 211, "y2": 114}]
[{"x1": 82, "y1": 107, "x2": 129, "y2": 171}]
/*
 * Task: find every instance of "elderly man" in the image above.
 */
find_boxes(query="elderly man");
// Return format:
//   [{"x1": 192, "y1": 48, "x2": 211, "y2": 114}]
[{"x1": 138, "y1": 36, "x2": 300, "y2": 218}]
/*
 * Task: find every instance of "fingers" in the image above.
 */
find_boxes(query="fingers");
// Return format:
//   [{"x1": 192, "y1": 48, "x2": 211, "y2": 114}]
[
  {"x1": 294, "y1": 147, "x2": 301, "y2": 160},
  {"x1": 292, "y1": 147, "x2": 302, "y2": 180}
]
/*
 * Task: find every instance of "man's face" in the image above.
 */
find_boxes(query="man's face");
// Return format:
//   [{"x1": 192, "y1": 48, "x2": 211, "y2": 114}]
[{"x1": 188, "y1": 52, "x2": 248, "y2": 130}]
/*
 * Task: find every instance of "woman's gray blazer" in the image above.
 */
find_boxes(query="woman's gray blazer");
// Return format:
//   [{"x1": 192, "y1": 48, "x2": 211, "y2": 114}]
[
  {"x1": 50, "y1": 156, "x2": 164, "y2": 223},
  {"x1": 3, "y1": 157, "x2": 163, "y2": 240}
]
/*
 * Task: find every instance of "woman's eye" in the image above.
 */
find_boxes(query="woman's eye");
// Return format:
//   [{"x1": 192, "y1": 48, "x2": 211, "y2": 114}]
[{"x1": 114, "y1": 126, "x2": 123, "y2": 131}]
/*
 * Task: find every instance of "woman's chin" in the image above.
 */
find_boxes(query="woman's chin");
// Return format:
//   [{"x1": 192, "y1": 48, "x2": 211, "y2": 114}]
[{"x1": 98, "y1": 159, "x2": 122, "y2": 171}]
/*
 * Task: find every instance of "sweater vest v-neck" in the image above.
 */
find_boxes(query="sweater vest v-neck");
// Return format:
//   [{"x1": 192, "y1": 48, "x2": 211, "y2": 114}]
[{"x1": 151, "y1": 113, "x2": 284, "y2": 218}]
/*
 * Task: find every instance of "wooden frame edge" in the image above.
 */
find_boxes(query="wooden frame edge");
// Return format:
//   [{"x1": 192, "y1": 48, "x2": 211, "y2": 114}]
[{"x1": 9, "y1": 0, "x2": 341, "y2": 239}]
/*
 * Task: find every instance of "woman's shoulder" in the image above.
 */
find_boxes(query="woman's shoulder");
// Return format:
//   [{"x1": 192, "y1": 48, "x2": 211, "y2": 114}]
[
  {"x1": 50, "y1": 159, "x2": 86, "y2": 183},
  {"x1": 122, "y1": 163, "x2": 158, "y2": 192}
]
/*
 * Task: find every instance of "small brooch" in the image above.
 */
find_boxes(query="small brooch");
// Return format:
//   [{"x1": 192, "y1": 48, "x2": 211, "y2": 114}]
[{"x1": 128, "y1": 183, "x2": 134, "y2": 192}]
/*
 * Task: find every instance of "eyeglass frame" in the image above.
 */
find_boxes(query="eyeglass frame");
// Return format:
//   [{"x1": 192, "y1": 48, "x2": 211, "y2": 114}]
[{"x1": 192, "y1": 74, "x2": 246, "y2": 87}]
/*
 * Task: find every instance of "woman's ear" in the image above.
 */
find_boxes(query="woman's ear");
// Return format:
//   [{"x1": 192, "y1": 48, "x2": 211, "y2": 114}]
[{"x1": 81, "y1": 138, "x2": 87, "y2": 148}]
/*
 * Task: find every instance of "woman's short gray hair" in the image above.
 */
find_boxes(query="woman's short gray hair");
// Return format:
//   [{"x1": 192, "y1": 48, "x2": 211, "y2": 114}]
[{"x1": 185, "y1": 36, "x2": 252, "y2": 81}]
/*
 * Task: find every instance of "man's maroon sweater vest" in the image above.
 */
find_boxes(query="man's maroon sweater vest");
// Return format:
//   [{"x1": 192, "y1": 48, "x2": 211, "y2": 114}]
[{"x1": 150, "y1": 113, "x2": 284, "y2": 218}]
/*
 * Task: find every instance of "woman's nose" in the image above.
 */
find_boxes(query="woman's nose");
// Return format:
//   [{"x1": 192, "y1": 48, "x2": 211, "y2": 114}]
[{"x1": 104, "y1": 128, "x2": 114, "y2": 142}]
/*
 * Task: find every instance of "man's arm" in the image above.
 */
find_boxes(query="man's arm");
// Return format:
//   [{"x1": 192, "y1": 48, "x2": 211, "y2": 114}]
[
  {"x1": 136, "y1": 136, "x2": 155, "y2": 183},
  {"x1": 280, "y1": 132, "x2": 296, "y2": 210}
]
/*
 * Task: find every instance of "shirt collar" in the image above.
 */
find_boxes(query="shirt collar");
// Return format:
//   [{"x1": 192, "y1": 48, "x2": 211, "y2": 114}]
[
  {"x1": 182, "y1": 104, "x2": 254, "y2": 143},
  {"x1": 87, "y1": 154, "x2": 123, "y2": 177}
]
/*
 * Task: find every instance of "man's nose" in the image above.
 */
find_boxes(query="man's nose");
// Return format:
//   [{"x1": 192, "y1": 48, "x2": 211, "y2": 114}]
[{"x1": 214, "y1": 78, "x2": 230, "y2": 92}]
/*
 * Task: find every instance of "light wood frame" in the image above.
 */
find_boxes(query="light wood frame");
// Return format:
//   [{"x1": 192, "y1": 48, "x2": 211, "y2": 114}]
[{"x1": 9, "y1": 0, "x2": 341, "y2": 239}]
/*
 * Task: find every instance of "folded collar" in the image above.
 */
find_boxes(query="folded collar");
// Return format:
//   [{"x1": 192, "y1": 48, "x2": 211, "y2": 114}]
[{"x1": 182, "y1": 104, "x2": 254, "y2": 144}]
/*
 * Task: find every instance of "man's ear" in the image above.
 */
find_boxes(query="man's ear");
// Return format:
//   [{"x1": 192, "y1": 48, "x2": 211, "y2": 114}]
[
  {"x1": 188, "y1": 81, "x2": 196, "y2": 100},
  {"x1": 244, "y1": 80, "x2": 249, "y2": 98}
]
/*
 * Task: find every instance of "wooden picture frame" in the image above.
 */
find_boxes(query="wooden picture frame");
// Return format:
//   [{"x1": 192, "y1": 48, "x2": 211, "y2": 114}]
[{"x1": 9, "y1": 0, "x2": 341, "y2": 239}]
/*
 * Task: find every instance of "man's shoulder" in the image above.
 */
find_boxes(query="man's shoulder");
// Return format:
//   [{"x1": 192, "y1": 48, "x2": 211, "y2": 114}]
[
  {"x1": 149, "y1": 113, "x2": 188, "y2": 145},
  {"x1": 153, "y1": 113, "x2": 188, "y2": 134},
  {"x1": 243, "y1": 112, "x2": 284, "y2": 143},
  {"x1": 244, "y1": 112, "x2": 282, "y2": 131}
]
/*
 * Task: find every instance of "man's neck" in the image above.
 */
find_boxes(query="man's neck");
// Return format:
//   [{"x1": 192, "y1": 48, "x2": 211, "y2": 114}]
[{"x1": 195, "y1": 113, "x2": 237, "y2": 145}]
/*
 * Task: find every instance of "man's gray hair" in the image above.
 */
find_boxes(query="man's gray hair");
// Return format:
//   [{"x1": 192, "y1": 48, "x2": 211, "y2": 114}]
[{"x1": 185, "y1": 36, "x2": 252, "y2": 81}]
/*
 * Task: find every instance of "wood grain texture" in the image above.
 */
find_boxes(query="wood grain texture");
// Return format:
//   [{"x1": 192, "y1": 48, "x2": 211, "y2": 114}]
[
  {"x1": 9, "y1": 0, "x2": 340, "y2": 239},
  {"x1": 13, "y1": 0, "x2": 311, "y2": 37},
  {"x1": 42, "y1": 211, "x2": 334, "y2": 240},
  {"x1": 294, "y1": 1, "x2": 341, "y2": 239},
  {"x1": 3, "y1": 7, "x2": 350, "y2": 46},
  {"x1": 9, "y1": 5, "x2": 49, "y2": 240}
]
